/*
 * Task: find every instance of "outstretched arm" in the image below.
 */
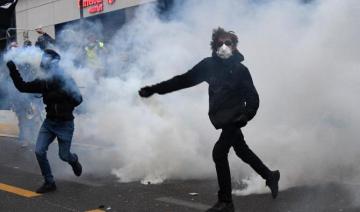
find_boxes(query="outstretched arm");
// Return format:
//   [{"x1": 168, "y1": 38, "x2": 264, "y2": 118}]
[
  {"x1": 35, "y1": 28, "x2": 56, "y2": 45},
  {"x1": 43, "y1": 33, "x2": 56, "y2": 45},
  {"x1": 7, "y1": 61, "x2": 47, "y2": 93},
  {"x1": 139, "y1": 59, "x2": 207, "y2": 98}
]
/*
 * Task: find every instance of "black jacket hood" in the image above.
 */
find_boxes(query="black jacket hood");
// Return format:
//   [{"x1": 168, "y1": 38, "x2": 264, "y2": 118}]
[{"x1": 150, "y1": 49, "x2": 259, "y2": 129}]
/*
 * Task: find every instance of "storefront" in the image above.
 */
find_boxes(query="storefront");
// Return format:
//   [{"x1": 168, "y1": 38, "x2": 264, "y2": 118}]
[
  {"x1": 2, "y1": 0, "x2": 159, "y2": 136},
  {"x1": 14, "y1": 0, "x2": 157, "y2": 45}
]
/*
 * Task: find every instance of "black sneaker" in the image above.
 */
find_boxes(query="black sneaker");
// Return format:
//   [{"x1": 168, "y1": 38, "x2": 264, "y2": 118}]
[
  {"x1": 266, "y1": 170, "x2": 280, "y2": 199},
  {"x1": 70, "y1": 154, "x2": 82, "y2": 177},
  {"x1": 206, "y1": 201, "x2": 234, "y2": 212},
  {"x1": 36, "y1": 182, "x2": 56, "y2": 194}
]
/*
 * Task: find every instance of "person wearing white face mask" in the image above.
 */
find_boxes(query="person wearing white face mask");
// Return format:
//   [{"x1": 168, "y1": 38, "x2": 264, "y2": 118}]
[
  {"x1": 216, "y1": 39, "x2": 233, "y2": 59},
  {"x1": 139, "y1": 27, "x2": 280, "y2": 212}
]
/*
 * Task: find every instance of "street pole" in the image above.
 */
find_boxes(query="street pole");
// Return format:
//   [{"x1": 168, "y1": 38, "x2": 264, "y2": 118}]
[
  {"x1": 79, "y1": 0, "x2": 84, "y2": 34},
  {"x1": 79, "y1": 0, "x2": 84, "y2": 19}
]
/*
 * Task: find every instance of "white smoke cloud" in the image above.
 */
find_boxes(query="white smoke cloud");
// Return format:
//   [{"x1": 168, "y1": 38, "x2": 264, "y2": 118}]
[
  {"x1": 2, "y1": 0, "x2": 360, "y2": 201},
  {"x1": 3, "y1": 46, "x2": 43, "y2": 76}
]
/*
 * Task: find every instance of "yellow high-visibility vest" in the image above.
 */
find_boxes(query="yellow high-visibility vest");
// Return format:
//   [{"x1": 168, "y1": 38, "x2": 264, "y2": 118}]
[{"x1": 85, "y1": 41, "x2": 105, "y2": 68}]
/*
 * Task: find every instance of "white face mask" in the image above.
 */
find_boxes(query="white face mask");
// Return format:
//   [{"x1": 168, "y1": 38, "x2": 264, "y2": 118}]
[{"x1": 216, "y1": 44, "x2": 233, "y2": 59}]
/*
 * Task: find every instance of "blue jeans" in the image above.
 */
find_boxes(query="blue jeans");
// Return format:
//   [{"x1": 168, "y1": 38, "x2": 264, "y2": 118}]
[{"x1": 35, "y1": 118, "x2": 77, "y2": 183}]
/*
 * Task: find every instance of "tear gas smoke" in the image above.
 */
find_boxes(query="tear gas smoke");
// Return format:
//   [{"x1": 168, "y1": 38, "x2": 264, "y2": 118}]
[
  {"x1": 3, "y1": 47, "x2": 43, "y2": 77},
  {"x1": 2, "y1": 0, "x2": 360, "y2": 201}
]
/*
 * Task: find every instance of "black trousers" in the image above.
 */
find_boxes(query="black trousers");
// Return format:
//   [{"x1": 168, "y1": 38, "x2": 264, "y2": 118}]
[{"x1": 212, "y1": 125, "x2": 271, "y2": 202}]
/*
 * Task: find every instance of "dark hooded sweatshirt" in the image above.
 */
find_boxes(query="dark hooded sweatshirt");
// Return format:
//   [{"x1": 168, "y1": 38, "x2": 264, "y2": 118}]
[
  {"x1": 9, "y1": 68, "x2": 82, "y2": 121},
  {"x1": 150, "y1": 51, "x2": 259, "y2": 129}
]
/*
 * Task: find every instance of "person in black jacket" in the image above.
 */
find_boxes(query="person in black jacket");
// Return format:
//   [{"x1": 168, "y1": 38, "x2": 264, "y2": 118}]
[
  {"x1": 6, "y1": 49, "x2": 83, "y2": 194},
  {"x1": 35, "y1": 27, "x2": 56, "y2": 50},
  {"x1": 139, "y1": 27, "x2": 280, "y2": 212}
]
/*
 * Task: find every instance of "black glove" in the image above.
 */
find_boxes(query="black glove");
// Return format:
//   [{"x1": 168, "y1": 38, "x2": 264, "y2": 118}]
[
  {"x1": 139, "y1": 86, "x2": 155, "y2": 98},
  {"x1": 6, "y1": 60, "x2": 17, "y2": 72},
  {"x1": 234, "y1": 114, "x2": 248, "y2": 128}
]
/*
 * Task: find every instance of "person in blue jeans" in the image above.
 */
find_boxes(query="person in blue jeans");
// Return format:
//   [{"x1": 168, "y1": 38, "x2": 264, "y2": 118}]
[{"x1": 6, "y1": 49, "x2": 83, "y2": 193}]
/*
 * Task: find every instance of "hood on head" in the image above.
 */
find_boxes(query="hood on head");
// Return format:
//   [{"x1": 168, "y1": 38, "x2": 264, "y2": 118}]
[{"x1": 40, "y1": 49, "x2": 61, "y2": 71}]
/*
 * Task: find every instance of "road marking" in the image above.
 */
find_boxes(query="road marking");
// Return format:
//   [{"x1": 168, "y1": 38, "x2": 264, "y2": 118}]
[
  {"x1": 0, "y1": 134, "x2": 18, "y2": 138},
  {"x1": 156, "y1": 197, "x2": 211, "y2": 211},
  {"x1": 73, "y1": 143, "x2": 103, "y2": 149},
  {"x1": 72, "y1": 142, "x2": 115, "y2": 151},
  {"x1": 85, "y1": 209, "x2": 105, "y2": 212},
  {"x1": 0, "y1": 123, "x2": 18, "y2": 137},
  {"x1": 0, "y1": 183, "x2": 41, "y2": 198}
]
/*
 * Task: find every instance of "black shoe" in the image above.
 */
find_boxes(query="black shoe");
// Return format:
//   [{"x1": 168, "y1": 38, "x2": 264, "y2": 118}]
[
  {"x1": 206, "y1": 201, "x2": 234, "y2": 212},
  {"x1": 36, "y1": 182, "x2": 56, "y2": 194},
  {"x1": 70, "y1": 154, "x2": 82, "y2": 177},
  {"x1": 266, "y1": 170, "x2": 280, "y2": 199}
]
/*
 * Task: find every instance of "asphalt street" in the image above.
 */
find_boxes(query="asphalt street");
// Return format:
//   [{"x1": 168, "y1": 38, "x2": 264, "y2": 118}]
[{"x1": 0, "y1": 136, "x2": 359, "y2": 212}]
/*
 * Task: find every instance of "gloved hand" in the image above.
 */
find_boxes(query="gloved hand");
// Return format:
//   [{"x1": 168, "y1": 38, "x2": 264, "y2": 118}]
[
  {"x1": 234, "y1": 114, "x2": 248, "y2": 128},
  {"x1": 6, "y1": 60, "x2": 17, "y2": 72},
  {"x1": 139, "y1": 86, "x2": 155, "y2": 98}
]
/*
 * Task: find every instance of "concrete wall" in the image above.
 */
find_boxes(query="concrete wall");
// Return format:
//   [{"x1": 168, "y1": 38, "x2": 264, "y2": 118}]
[{"x1": 15, "y1": 0, "x2": 156, "y2": 44}]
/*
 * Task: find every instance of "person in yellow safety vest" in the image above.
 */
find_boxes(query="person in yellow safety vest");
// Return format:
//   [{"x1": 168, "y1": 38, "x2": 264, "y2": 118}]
[{"x1": 84, "y1": 35, "x2": 106, "y2": 81}]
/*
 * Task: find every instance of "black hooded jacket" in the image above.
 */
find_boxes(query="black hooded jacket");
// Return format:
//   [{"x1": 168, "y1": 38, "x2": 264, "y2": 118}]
[
  {"x1": 150, "y1": 51, "x2": 259, "y2": 129},
  {"x1": 9, "y1": 68, "x2": 82, "y2": 121},
  {"x1": 35, "y1": 33, "x2": 55, "y2": 50}
]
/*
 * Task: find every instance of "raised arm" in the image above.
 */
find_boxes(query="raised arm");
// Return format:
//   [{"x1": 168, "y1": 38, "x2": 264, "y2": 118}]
[{"x1": 7, "y1": 61, "x2": 47, "y2": 93}]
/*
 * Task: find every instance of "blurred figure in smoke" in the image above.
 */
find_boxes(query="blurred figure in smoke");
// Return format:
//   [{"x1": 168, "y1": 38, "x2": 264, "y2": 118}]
[
  {"x1": 35, "y1": 27, "x2": 55, "y2": 50},
  {"x1": 8, "y1": 41, "x2": 18, "y2": 50},
  {"x1": 139, "y1": 27, "x2": 280, "y2": 212},
  {"x1": 6, "y1": 49, "x2": 83, "y2": 194},
  {"x1": 84, "y1": 33, "x2": 106, "y2": 80},
  {"x1": 23, "y1": 39, "x2": 32, "y2": 48},
  {"x1": 7, "y1": 43, "x2": 42, "y2": 147}
]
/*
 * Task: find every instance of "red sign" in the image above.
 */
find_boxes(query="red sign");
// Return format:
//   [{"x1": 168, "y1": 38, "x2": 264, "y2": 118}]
[{"x1": 78, "y1": 0, "x2": 115, "y2": 14}]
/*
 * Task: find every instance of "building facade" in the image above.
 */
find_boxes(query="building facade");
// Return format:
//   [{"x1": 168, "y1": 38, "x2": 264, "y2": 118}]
[{"x1": 15, "y1": 0, "x2": 156, "y2": 44}]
